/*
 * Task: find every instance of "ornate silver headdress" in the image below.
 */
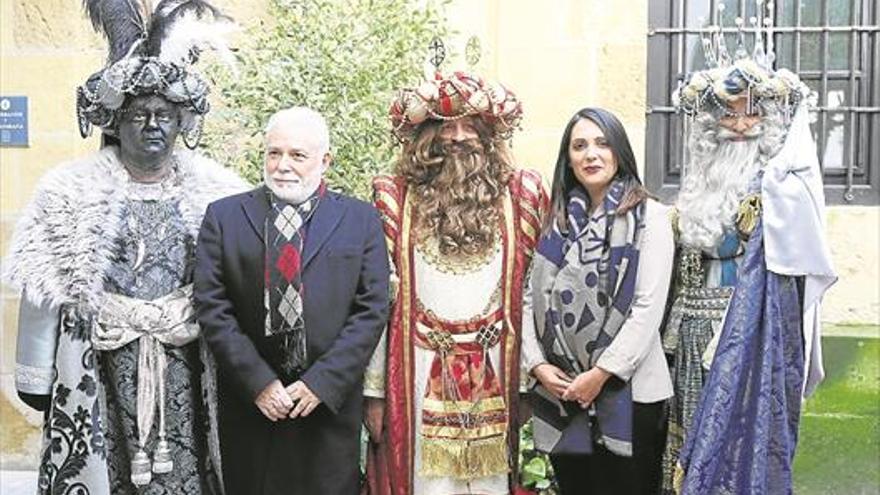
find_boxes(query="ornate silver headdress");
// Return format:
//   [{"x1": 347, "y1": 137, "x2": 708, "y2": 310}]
[
  {"x1": 673, "y1": 0, "x2": 812, "y2": 122},
  {"x1": 76, "y1": 0, "x2": 237, "y2": 148}
]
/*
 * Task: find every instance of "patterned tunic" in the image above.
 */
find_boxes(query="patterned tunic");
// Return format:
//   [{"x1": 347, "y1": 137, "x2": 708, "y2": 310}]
[
  {"x1": 660, "y1": 189, "x2": 760, "y2": 494},
  {"x1": 98, "y1": 187, "x2": 218, "y2": 494}
]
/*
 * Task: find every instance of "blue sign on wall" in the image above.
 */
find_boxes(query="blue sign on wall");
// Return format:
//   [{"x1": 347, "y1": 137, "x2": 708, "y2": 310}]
[{"x1": 0, "y1": 96, "x2": 29, "y2": 147}]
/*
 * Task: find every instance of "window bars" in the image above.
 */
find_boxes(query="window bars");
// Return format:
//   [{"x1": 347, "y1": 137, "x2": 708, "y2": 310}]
[{"x1": 646, "y1": 0, "x2": 879, "y2": 204}]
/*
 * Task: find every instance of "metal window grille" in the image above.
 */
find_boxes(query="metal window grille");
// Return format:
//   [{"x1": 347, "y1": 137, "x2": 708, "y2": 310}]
[{"x1": 646, "y1": 0, "x2": 880, "y2": 205}]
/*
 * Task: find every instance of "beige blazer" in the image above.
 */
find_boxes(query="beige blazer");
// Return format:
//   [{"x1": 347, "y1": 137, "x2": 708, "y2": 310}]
[{"x1": 595, "y1": 199, "x2": 674, "y2": 402}]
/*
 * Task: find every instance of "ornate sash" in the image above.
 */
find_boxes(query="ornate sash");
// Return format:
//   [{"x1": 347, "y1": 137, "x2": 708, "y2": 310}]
[
  {"x1": 412, "y1": 216, "x2": 512, "y2": 478},
  {"x1": 93, "y1": 285, "x2": 200, "y2": 485}
]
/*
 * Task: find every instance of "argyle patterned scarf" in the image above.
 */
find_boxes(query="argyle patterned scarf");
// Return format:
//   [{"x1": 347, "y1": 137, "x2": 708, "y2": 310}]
[{"x1": 264, "y1": 184, "x2": 325, "y2": 381}]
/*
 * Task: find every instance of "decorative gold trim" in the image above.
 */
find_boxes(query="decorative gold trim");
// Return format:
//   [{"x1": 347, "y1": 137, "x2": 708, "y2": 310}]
[
  {"x1": 363, "y1": 368, "x2": 385, "y2": 394},
  {"x1": 378, "y1": 193, "x2": 401, "y2": 221},
  {"x1": 423, "y1": 396, "x2": 507, "y2": 412},
  {"x1": 673, "y1": 463, "x2": 686, "y2": 494},
  {"x1": 519, "y1": 200, "x2": 539, "y2": 222},
  {"x1": 420, "y1": 423, "x2": 508, "y2": 440},
  {"x1": 521, "y1": 220, "x2": 537, "y2": 244},
  {"x1": 415, "y1": 233, "x2": 501, "y2": 275},
  {"x1": 670, "y1": 207, "x2": 681, "y2": 244},
  {"x1": 736, "y1": 193, "x2": 762, "y2": 239},
  {"x1": 502, "y1": 192, "x2": 516, "y2": 394},
  {"x1": 400, "y1": 193, "x2": 415, "y2": 471},
  {"x1": 419, "y1": 434, "x2": 509, "y2": 479}
]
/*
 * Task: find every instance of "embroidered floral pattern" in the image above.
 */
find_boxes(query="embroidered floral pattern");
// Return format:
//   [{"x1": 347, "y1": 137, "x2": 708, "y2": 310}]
[{"x1": 37, "y1": 311, "x2": 106, "y2": 495}]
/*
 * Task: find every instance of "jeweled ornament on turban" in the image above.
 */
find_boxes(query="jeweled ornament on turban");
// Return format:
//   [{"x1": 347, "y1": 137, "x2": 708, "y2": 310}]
[{"x1": 389, "y1": 70, "x2": 523, "y2": 142}]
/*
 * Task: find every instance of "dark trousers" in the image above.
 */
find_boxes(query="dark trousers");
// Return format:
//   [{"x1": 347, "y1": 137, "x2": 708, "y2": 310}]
[{"x1": 550, "y1": 401, "x2": 666, "y2": 495}]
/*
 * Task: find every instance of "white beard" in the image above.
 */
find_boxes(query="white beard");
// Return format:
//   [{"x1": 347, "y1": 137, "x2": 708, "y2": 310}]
[
  {"x1": 264, "y1": 167, "x2": 323, "y2": 204},
  {"x1": 677, "y1": 139, "x2": 762, "y2": 250},
  {"x1": 675, "y1": 104, "x2": 788, "y2": 251}
]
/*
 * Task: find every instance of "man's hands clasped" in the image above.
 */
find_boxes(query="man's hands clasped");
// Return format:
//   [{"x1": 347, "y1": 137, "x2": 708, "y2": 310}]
[
  {"x1": 255, "y1": 380, "x2": 293, "y2": 421},
  {"x1": 255, "y1": 379, "x2": 323, "y2": 421},
  {"x1": 286, "y1": 380, "x2": 321, "y2": 419}
]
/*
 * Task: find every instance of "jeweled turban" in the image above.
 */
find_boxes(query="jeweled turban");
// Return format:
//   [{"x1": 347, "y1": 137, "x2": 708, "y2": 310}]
[{"x1": 389, "y1": 71, "x2": 523, "y2": 142}]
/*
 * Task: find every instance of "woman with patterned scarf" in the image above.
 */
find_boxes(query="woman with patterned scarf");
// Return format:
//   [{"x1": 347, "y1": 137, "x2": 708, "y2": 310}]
[{"x1": 528, "y1": 107, "x2": 674, "y2": 495}]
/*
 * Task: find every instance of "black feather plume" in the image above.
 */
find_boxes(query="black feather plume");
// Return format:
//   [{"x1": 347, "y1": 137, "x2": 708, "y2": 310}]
[
  {"x1": 144, "y1": 0, "x2": 229, "y2": 58},
  {"x1": 83, "y1": 0, "x2": 151, "y2": 63}
]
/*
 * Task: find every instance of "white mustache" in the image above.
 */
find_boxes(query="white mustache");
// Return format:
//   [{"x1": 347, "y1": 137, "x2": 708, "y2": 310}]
[
  {"x1": 272, "y1": 177, "x2": 303, "y2": 184},
  {"x1": 717, "y1": 124, "x2": 763, "y2": 141}
]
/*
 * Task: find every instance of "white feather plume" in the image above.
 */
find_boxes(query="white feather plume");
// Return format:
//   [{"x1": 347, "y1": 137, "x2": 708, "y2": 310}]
[{"x1": 157, "y1": 12, "x2": 239, "y2": 73}]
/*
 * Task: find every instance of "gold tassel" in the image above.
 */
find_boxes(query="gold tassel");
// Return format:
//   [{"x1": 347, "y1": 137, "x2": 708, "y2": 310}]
[
  {"x1": 735, "y1": 194, "x2": 762, "y2": 240},
  {"x1": 419, "y1": 435, "x2": 509, "y2": 479},
  {"x1": 673, "y1": 463, "x2": 686, "y2": 494},
  {"x1": 669, "y1": 207, "x2": 681, "y2": 244}
]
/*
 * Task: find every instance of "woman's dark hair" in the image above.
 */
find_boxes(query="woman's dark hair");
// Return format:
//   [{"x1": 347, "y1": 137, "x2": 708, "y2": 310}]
[{"x1": 544, "y1": 107, "x2": 650, "y2": 233}]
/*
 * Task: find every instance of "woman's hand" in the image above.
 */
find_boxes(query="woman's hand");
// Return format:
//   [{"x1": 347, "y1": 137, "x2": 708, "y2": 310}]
[
  {"x1": 562, "y1": 367, "x2": 612, "y2": 409},
  {"x1": 532, "y1": 363, "x2": 572, "y2": 399}
]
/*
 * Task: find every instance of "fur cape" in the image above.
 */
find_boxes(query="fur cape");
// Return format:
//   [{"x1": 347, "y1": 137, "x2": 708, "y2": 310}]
[
  {"x1": 3, "y1": 145, "x2": 246, "y2": 494},
  {"x1": 2, "y1": 146, "x2": 248, "y2": 312}
]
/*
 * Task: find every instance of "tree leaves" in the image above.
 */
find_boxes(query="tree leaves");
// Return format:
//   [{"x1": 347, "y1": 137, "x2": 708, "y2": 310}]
[{"x1": 201, "y1": 0, "x2": 449, "y2": 199}]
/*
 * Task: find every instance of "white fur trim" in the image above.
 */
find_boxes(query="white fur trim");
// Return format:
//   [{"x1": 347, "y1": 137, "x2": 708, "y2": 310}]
[{"x1": 2, "y1": 146, "x2": 248, "y2": 312}]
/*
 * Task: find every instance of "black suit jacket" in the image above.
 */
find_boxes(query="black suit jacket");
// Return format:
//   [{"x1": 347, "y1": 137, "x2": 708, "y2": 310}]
[{"x1": 194, "y1": 185, "x2": 389, "y2": 495}]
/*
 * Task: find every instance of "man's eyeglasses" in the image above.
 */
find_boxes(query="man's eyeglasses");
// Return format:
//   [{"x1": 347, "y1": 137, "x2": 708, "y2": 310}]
[{"x1": 119, "y1": 109, "x2": 177, "y2": 124}]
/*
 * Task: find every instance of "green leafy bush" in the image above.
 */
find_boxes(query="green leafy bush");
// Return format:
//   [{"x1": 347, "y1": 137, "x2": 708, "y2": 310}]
[
  {"x1": 202, "y1": 0, "x2": 448, "y2": 199},
  {"x1": 519, "y1": 418, "x2": 559, "y2": 494}
]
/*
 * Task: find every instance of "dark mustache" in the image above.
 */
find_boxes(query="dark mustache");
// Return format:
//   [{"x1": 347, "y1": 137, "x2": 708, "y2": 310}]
[{"x1": 435, "y1": 138, "x2": 483, "y2": 157}]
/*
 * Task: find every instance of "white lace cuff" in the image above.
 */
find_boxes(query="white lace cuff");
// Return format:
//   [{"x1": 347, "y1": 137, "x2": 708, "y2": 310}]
[{"x1": 15, "y1": 363, "x2": 55, "y2": 395}]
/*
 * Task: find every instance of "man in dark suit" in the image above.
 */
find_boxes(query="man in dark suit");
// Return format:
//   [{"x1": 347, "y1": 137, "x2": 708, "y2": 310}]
[{"x1": 194, "y1": 107, "x2": 390, "y2": 495}]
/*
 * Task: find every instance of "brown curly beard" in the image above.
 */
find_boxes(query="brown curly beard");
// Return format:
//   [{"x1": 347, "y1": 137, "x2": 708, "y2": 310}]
[{"x1": 396, "y1": 120, "x2": 514, "y2": 257}]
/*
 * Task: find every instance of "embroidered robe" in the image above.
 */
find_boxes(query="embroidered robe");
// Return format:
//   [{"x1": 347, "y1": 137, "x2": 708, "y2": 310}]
[{"x1": 364, "y1": 169, "x2": 547, "y2": 495}]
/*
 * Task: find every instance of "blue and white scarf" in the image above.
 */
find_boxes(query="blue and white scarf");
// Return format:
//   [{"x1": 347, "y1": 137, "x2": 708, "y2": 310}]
[{"x1": 530, "y1": 179, "x2": 644, "y2": 457}]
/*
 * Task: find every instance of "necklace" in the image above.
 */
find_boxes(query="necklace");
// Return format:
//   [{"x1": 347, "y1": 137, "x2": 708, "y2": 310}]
[
  {"x1": 123, "y1": 157, "x2": 183, "y2": 273},
  {"x1": 124, "y1": 156, "x2": 182, "y2": 202},
  {"x1": 415, "y1": 232, "x2": 500, "y2": 275}
]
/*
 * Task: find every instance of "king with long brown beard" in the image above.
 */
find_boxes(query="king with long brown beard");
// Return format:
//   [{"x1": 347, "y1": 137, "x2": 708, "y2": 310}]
[{"x1": 362, "y1": 71, "x2": 548, "y2": 495}]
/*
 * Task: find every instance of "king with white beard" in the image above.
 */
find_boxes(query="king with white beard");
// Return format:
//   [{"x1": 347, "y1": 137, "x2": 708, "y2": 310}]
[
  {"x1": 659, "y1": 23, "x2": 837, "y2": 491},
  {"x1": 660, "y1": 98, "x2": 788, "y2": 493}
]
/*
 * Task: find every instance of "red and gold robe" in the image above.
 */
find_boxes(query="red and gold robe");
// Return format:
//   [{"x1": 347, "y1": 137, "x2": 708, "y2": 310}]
[{"x1": 364, "y1": 169, "x2": 547, "y2": 495}]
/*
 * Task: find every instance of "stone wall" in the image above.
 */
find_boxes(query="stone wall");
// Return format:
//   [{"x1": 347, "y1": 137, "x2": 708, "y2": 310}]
[
  {"x1": 443, "y1": 1, "x2": 648, "y2": 179},
  {"x1": 0, "y1": 0, "x2": 267, "y2": 469},
  {"x1": 1, "y1": 0, "x2": 105, "y2": 469}
]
